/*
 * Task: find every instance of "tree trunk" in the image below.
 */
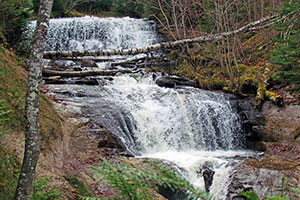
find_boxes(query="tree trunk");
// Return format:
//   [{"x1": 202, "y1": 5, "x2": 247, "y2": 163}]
[
  {"x1": 14, "y1": 1, "x2": 53, "y2": 200},
  {"x1": 43, "y1": 14, "x2": 279, "y2": 59}
]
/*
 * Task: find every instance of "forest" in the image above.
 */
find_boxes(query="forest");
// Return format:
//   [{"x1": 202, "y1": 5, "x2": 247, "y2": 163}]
[{"x1": 0, "y1": 0, "x2": 300, "y2": 199}]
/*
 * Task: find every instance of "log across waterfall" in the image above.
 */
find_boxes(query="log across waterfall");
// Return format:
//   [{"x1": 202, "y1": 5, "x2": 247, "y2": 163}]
[
  {"x1": 43, "y1": 14, "x2": 279, "y2": 59},
  {"x1": 32, "y1": 16, "x2": 256, "y2": 199}
]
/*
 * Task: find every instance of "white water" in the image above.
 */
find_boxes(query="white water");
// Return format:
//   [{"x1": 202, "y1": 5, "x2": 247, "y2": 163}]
[
  {"x1": 98, "y1": 75, "x2": 252, "y2": 199},
  {"x1": 24, "y1": 16, "x2": 160, "y2": 51},
  {"x1": 38, "y1": 16, "x2": 254, "y2": 199}
]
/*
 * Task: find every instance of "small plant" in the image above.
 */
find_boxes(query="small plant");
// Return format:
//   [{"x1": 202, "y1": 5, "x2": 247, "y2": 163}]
[
  {"x1": 241, "y1": 186, "x2": 300, "y2": 200},
  {"x1": 87, "y1": 158, "x2": 208, "y2": 200},
  {"x1": 30, "y1": 177, "x2": 63, "y2": 200},
  {"x1": 65, "y1": 175, "x2": 94, "y2": 196},
  {"x1": 0, "y1": 99, "x2": 11, "y2": 138}
]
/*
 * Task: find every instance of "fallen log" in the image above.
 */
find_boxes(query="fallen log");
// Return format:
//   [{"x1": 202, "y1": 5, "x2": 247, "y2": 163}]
[
  {"x1": 44, "y1": 14, "x2": 279, "y2": 59},
  {"x1": 44, "y1": 78, "x2": 99, "y2": 85},
  {"x1": 42, "y1": 68, "x2": 133, "y2": 77}
]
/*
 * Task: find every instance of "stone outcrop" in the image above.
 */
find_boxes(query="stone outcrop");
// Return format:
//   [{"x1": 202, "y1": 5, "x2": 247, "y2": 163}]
[{"x1": 254, "y1": 102, "x2": 300, "y2": 144}]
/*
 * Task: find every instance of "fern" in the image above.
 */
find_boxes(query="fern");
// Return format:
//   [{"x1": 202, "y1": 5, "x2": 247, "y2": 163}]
[
  {"x1": 30, "y1": 177, "x2": 63, "y2": 200},
  {"x1": 90, "y1": 158, "x2": 208, "y2": 200}
]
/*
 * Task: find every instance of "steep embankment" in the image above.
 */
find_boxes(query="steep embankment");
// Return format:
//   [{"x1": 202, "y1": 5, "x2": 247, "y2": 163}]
[{"x1": 0, "y1": 47, "x2": 108, "y2": 199}]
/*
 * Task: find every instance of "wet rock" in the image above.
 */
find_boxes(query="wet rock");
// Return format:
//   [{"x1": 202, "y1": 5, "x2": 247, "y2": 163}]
[
  {"x1": 155, "y1": 76, "x2": 195, "y2": 88},
  {"x1": 158, "y1": 186, "x2": 186, "y2": 200},
  {"x1": 255, "y1": 102, "x2": 300, "y2": 144},
  {"x1": 48, "y1": 60, "x2": 76, "y2": 70},
  {"x1": 196, "y1": 162, "x2": 215, "y2": 193},
  {"x1": 155, "y1": 76, "x2": 176, "y2": 88},
  {"x1": 202, "y1": 166, "x2": 215, "y2": 193},
  {"x1": 96, "y1": 129, "x2": 127, "y2": 152},
  {"x1": 81, "y1": 59, "x2": 98, "y2": 68},
  {"x1": 237, "y1": 98, "x2": 263, "y2": 149},
  {"x1": 227, "y1": 162, "x2": 299, "y2": 199},
  {"x1": 232, "y1": 195, "x2": 248, "y2": 200}
]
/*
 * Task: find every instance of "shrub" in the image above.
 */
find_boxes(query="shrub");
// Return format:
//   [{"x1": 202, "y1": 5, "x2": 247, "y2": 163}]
[{"x1": 0, "y1": 0, "x2": 33, "y2": 47}]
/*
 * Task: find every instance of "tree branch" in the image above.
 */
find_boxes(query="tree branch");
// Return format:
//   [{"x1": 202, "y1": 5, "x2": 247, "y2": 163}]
[{"x1": 44, "y1": 14, "x2": 280, "y2": 59}]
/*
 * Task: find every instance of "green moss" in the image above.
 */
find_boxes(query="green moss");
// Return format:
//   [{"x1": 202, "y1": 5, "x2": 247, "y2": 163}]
[{"x1": 265, "y1": 90, "x2": 283, "y2": 105}]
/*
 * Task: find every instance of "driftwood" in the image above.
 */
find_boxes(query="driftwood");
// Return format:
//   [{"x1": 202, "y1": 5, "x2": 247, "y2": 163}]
[
  {"x1": 43, "y1": 14, "x2": 279, "y2": 59},
  {"x1": 42, "y1": 68, "x2": 133, "y2": 77}
]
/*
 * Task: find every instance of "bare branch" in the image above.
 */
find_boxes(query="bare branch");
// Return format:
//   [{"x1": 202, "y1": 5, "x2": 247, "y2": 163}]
[{"x1": 44, "y1": 14, "x2": 280, "y2": 59}]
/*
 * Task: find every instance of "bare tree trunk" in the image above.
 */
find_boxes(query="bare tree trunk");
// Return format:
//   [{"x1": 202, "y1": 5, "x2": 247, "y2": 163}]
[{"x1": 14, "y1": 1, "x2": 53, "y2": 200}]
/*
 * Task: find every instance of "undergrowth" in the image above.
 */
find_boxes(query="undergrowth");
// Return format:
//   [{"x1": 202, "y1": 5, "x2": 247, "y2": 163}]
[
  {"x1": 0, "y1": 46, "x2": 64, "y2": 198},
  {"x1": 241, "y1": 187, "x2": 300, "y2": 200},
  {"x1": 0, "y1": 98, "x2": 19, "y2": 199},
  {"x1": 82, "y1": 158, "x2": 208, "y2": 200},
  {"x1": 30, "y1": 177, "x2": 63, "y2": 200}
]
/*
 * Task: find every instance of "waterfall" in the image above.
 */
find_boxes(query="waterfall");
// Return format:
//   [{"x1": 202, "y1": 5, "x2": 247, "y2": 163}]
[
  {"x1": 38, "y1": 16, "x2": 254, "y2": 199},
  {"x1": 24, "y1": 16, "x2": 160, "y2": 51},
  {"x1": 83, "y1": 74, "x2": 252, "y2": 199}
]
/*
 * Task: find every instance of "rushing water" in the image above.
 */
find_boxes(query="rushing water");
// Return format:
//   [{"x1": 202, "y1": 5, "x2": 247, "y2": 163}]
[
  {"x1": 25, "y1": 16, "x2": 159, "y2": 51},
  {"x1": 38, "y1": 16, "x2": 254, "y2": 199}
]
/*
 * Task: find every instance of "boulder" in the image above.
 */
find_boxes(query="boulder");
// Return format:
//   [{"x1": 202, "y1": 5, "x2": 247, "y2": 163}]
[
  {"x1": 227, "y1": 162, "x2": 299, "y2": 199},
  {"x1": 155, "y1": 76, "x2": 195, "y2": 88},
  {"x1": 155, "y1": 76, "x2": 176, "y2": 88},
  {"x1": 202, "y1": 166, "x2": 215, "y2": 193},
  {"x1": 254, "y1": 102, "x2": 300, "y2": 143},
  {"x1": 81, "y1": 59, "x2": 98, "y2": 68}
]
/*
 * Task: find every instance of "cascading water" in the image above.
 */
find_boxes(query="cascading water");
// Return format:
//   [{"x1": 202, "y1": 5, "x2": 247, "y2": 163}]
[
  {"x1": 83, "y1": 75, "x2": 253, "y2": 199},
  {"x1": 36, "y1": 16, "x2": 254, "y2": 199},
  {"x1": 23, "y1": 16, "x2": 160, "y2": 51}
]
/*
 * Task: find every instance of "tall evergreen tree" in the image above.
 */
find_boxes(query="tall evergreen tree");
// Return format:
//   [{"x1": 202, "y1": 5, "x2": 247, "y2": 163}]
[{"x1": 271, "y1": 1, "x2": 300, "y2": 95}]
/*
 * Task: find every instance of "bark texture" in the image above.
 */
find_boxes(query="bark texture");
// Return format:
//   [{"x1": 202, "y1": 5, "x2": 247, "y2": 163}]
[
  {"x1": 14, "y1": 1, "x2": 53, "y2": 200},
  {"x1": 43, "y1": 14, "x2": 279, "y2": 59}
]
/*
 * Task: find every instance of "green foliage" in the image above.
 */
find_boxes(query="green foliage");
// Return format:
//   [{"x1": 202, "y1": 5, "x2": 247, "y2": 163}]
[
  {"x1": 112, "y1": 0, "x2": 144, "y2": 18},
  {"x1": 75, "y1": 0, "x2": 144, "y2": 17},
  {"x1": 0, "y1": 48, "x2": 27, "y2": 129},
  {"x1": 76, "y1": 0, "x2": 114, "y2": 14},
  {"x1": 271, "y1": 1, "x2": 300, "y2": 97},
  {"x1": 65, "y1": 176, "x2": 94, "y2": 196},
  {"x1": 0, "y1": 0, "x2": 34, "y2": 47},
  {"x1": 0, "y1": 152, "x2": 20, "y2": 200},
  {"x1": 241, "y1": 187, "x2": 300, "y2": 200},
  {"x1": 0, "y1": 99, "x2": 11, "y2": 136},
  {"x1": 265, "y1": 196, "x2": 290, "y2": 200},
  {"x1": 241, "y1": 191, "x2": 260, "y2": 200},
  {"x1": 90, "y1": 158, "x2": 208, "y2": 200},
  {"x1": 0, "y1": 99, "x2": 19, "y2": 200},
  {"x1": 30, "y1": 177, "x2": 63, "y2": 200}
]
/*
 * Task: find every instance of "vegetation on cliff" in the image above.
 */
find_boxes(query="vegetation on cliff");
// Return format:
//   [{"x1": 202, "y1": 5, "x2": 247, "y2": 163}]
[{"x1": 0, "y1": 0, "x2": 299, "y2": 199}]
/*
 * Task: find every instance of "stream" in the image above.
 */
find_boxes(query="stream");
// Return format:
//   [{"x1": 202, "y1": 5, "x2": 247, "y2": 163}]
[{"x1": 27, "y1": 16, "x2": 256, "y2": 199}]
